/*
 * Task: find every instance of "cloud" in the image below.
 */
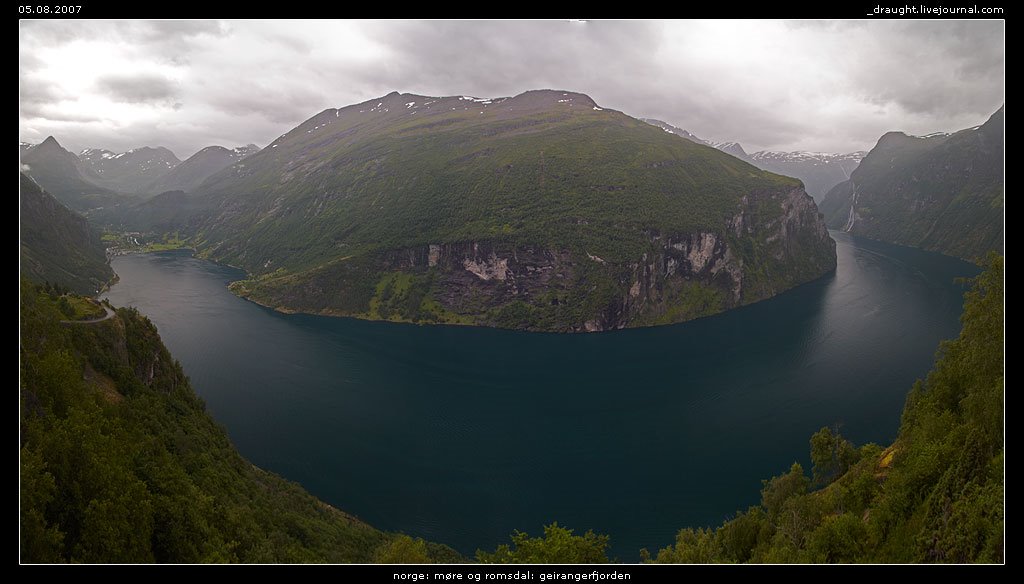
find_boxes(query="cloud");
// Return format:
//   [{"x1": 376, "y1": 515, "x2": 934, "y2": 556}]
[
  {"x1": 19, "y1": 20, "x2": 1004, "y2": 156},
  {"x1": 96, "y1": 74, "x2": 179, "y2": 103}
]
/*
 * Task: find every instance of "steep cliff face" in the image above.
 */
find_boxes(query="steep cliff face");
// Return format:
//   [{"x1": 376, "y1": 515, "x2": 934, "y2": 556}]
[{"x1": 232, "y1": 185, "x2": 835, "y2": 332}]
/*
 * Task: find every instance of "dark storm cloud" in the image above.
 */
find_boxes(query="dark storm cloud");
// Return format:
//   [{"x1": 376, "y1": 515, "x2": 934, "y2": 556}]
[
  {"x1": 96, "y1": 74, "x2": 179, "y2": 104},
  {"x1": 19, "y1": 20, "x2": 1004, "y2": 156}
]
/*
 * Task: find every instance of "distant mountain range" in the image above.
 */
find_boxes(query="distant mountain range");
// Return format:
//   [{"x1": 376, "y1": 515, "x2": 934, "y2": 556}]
[
  {"x1": 19, "y1": 138, "x2": 260, "y2": 209},
  {"x1": 20, "y1": 137, "x2": 126, "y2": 212},
  {"x1": 818, "y1": 107, "x2": 1003, "y2": 261},
  {"x1": 79, "y1": 146, "x2": 181, "y2": 194},
  {"x1": 105, "y1": 89, "x2": 836, "y2": 332},
  {"x1": 640, "y1": 118, "x2": 865, "y2": 202},
  {"x1": 146, "y1": 144, "x2": 259, "y2": 194}
]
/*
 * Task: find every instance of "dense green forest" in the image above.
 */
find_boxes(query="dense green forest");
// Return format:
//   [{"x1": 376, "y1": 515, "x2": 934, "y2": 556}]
[
  {"x1": 19, "y1": 280, "x2": 460, "y2": 563},
  {"x1": 646, "y1": 254, "x2": 1004, "y2": 563}
]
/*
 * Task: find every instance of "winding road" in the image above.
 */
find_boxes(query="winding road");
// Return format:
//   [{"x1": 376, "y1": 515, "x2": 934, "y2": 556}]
[{"x1": 60, "y1": 305, "x2": 116, "y2": 325}]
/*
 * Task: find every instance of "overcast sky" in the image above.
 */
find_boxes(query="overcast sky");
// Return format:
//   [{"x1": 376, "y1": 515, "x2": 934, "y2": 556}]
[{"x1": 19, "y1": 20, "x2": 1004, "y2": 159}]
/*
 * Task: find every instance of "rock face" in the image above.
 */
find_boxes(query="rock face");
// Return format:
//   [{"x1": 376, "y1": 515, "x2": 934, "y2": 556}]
[{"x1": 234, "y1": 185, "x2": 835, "y2": 332}]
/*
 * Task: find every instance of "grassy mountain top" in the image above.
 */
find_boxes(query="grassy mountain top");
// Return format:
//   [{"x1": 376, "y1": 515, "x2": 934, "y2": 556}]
[
  {"x1": 193, "y1": 89, "x2": 801, "y2": 272},
  {"x1": 143, "y1": 89, "x2": 834, "y2": 332}
]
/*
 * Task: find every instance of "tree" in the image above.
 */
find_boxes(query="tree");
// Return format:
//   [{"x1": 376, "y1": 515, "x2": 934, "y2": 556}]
[
  {"x1": 761, "y1": 463, "x2": 809, "y2": 517},
  {"x1": 477, "y1": 523, "x2": 610, "y2": 564},
  {"x1": 810, "y1": 426, "x2": 860, "y2": 487},
  {"x1": 374, "y1": 534, "x2": 432, "y2": 564},
  {"x1": 653, "y1": 528, "x2": 718, "y2": 563}
]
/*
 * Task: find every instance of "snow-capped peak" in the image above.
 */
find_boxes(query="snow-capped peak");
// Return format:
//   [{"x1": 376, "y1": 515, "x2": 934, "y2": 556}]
[{"x1": 750, "y1": 150, "x2": 867, "y2": 164}]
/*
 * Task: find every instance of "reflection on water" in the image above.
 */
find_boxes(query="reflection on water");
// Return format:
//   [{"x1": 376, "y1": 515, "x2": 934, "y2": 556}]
[{"x1": 105, "y1": 232, "x2": 979, "y2": 559}]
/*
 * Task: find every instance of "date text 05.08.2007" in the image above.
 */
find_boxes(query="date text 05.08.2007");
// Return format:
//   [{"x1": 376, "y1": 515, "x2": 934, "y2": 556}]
[{"x1": 19, "y1": 5, "x2": 83, "y2": 14}]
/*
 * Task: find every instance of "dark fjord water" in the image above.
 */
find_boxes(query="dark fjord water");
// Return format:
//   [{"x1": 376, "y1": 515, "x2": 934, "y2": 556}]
[{"x1": 104, "y1": 232, "x2": 979, "y2": 560}]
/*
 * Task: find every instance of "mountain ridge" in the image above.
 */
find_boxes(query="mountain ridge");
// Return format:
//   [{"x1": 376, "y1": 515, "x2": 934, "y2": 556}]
[
  {"x1": 79, "y1": 146, "x2": 182, "y2": 194},
  {"x1": 145, "y1": 144, "x2": 260, "y2": 194}
]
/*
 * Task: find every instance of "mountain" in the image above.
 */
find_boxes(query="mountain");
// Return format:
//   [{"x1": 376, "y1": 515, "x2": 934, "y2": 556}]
[
  {"x1": 652, "y1": 255, "x2": 1003, "y2": 563},
  {"x1": 639, "y1": 119, "x2": 864, "y2": 201},
  {"x1": 19, "y1": 281, "x2": 460, "y2": 563},
  {"x1": 639, "y1": 118, "x2": 708, "y2": 145},
  {"x1": 20, "y1": 136, "x2": 126, "y2": 212},
  {"x1": 711, "y1": 141, "x2": 751, "y2": 161},
  {"x1": 21, "y1": 141, "x2": 34, "y2": 153},
  {"x1": 819, "y1": 107, "x2": 1004, "y2": 262},
  {"x1": 79, "y1": 146, "x2": 181, "y2": 194},
  {"x1": 748, "y1": 151, "x2": 865, "y2": 203},
  {"x1": 146, "y1": 144, "x2": 260, "y2": 194},
  {"x1": 166, "y1": 90, "x2": 835, "y2": 332},
  {"x1": 20, "y1": 173, "x2": 115, "y2": 295},
  {"x1": 98, "y1": 189, "x2": 199, "y2": 233}
]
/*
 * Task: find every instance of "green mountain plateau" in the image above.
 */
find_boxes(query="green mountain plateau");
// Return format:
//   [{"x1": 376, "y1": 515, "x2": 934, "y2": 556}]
[{"x1": 105, "y1": 90, "x2": 837, "y2": 332}]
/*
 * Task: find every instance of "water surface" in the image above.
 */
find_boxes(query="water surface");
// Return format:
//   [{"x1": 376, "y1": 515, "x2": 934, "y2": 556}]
[{"x1": 105, "y1": 232, "x2": 979, "y2": 559}]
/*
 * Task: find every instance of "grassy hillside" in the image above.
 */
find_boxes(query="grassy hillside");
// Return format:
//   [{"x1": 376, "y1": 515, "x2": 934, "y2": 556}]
[
  {"x1": 20, "y1": 173, "x2": 115, "y2": 295},
  {"x1": 118, "y1": 90, "x2": 835, "y2": 331},
  {"x1": 819, "y1": 108, "x2": 1003, "y2": 262},
  {"x1": 650, "y1": 254, "x2": 1003, "y2": 563},
  {"x1": 19, "y1": 281, "x2": 461, "y2": 563},
  {"x1": 195, "y1": 91, "x2": 799, "y2": 267}
]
